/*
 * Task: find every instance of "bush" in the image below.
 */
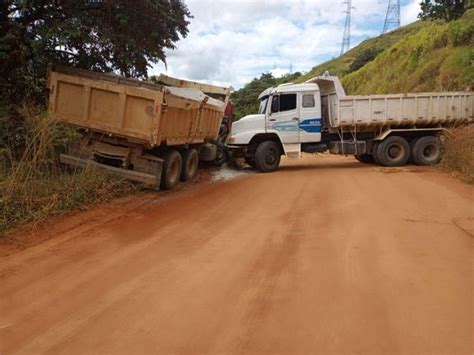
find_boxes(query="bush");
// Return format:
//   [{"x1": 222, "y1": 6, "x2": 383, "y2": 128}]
[
  {"x1": 0, "y1": 109, "x2": 137, "y2": 235},
  {"x1": 348, "y1": 48, "x2": 383, "y2": 73},
  {"x1": 447, "y1": 21, "x2": 474, "y2": 45},
  {"x1": 440, "y1": 126, "x2": 474, "y2": 183}
]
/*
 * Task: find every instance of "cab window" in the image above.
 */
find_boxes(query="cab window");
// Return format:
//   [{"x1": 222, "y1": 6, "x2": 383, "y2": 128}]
[
  {"x1": 271, "y1": 94, "x2": 297, "y2": 113},
  {"x1": 302, "y1": 94, "x2": 315, "y2": 108},
  {"x1": 258, "y1": 97, "x2": 269, "y2": 114}
]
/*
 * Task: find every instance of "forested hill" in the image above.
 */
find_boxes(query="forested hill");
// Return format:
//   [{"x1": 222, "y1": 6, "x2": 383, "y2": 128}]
[
  {"x1": 232, "y1": 8, "x2": 473, "y2": 120},
  {"x1": 231, "y1": 72, "x2": 302, "y2": 120}
]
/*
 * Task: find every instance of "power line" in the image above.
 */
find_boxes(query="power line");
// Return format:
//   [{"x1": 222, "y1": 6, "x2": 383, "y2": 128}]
[{"x1": 383, "y1": 0, "x2": 400, "y2": 34}]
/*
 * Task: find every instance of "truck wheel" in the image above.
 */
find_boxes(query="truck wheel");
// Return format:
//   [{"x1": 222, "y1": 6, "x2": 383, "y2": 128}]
[
  {"x1": 161, "y1": 150, "x2": 182, "y2": 189},
  {"x1": 377, "y1": 136, "x2": 410, "y2": 167},
  {"x1": 181, "y1": 148, "x2": 199, "y2": 181},
  {"x1": 255, "y1": 141, "x2": 281, "y2": 173},
  {"x1": 412, "y1": 136, "x2": 443, "y2": 165},
  {"x1": 372, "y1": 142, "x2": 382, "y2": 165},
  {"x1": 409, "y1": 137, "x2": 422, "y2": 164},
  {"x1": 245, "y1": 157, "x2": 256, "y2": 167},
  {"x1": 355, "y1": 154, "x2": 375, "y2": 164},
  {"x1": 213, "y1": 142, "x2": 228, "y2": 167}
]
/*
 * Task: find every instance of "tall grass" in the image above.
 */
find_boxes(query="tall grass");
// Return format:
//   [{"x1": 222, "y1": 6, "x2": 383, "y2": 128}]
[
  {"x1": 0, "y1": 107, "x2": 137, "y2": 235},
  {"x1": 441, "y1": 126, "x2": 474, "y2": 183}
]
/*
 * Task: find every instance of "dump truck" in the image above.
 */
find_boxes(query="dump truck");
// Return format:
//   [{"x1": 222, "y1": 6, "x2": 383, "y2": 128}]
[
  {"x1": 48, "y1": 66, "x2": 232, "y2": 189},
  {"x1": 227, "y1": 72, "x2": 473, "y2": 172}
]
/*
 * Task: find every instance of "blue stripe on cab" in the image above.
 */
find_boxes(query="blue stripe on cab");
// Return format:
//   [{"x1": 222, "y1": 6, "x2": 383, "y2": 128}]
[{"x1": 299, "y1": 118, "x2": 322, "y2": 133}]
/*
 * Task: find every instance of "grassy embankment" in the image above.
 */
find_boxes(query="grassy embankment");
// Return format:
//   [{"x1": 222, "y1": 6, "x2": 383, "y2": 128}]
[
  {"x1": 0, "y1": 108, "x2": 137, "y2": 236},
  {"x1": 298, "y1": 10, "x2": 474, "y2": 181}
]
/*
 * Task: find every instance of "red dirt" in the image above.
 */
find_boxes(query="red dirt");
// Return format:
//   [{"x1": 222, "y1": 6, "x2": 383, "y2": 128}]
[{"x1": 1, "y1": 155, "x2": 473, "y2": 354}]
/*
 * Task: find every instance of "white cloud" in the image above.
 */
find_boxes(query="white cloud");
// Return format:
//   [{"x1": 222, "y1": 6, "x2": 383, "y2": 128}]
[
  {"x1": 401, "y1": 0, "x2": 421, "y2": 25},
  {"x1": 150, "y1": 0, "x2": 420, "y2": 88}
]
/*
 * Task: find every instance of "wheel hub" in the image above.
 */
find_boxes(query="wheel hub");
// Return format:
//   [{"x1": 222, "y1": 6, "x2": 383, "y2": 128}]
[
  {"x1": 388, "y1": 143, "x2": 404, "y2": 160},
  {"x1": 423, "y1": 144, "x2": 438, "y2": 159},
  {"x1": 264, "y1": 149, "x2": 277, "y2": 165}
]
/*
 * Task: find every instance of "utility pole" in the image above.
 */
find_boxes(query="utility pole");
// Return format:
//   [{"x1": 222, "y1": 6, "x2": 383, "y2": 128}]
[
  {"x1": 383, "y1": 0, "x2": 400, "y2": 34},
  {"x1": 340, "y1": 0, "x2": 355, "y2": 56}
]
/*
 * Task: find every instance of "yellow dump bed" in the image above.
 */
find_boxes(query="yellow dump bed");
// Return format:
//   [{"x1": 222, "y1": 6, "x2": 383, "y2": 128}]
[{"x1": 48, "y1": 67, "x2": 226, "y2": 147}]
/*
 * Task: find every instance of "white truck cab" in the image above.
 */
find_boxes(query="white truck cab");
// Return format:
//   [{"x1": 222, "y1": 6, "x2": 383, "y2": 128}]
[
  {"x1": 229, "y1": 82, "x2": 322, "y2": 159},
  {"x1": 227, "y1": 73, "x2": 471, "y2": 172}
]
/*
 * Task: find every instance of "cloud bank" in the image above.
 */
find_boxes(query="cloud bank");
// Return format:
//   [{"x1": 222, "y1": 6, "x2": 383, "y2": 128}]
[{"x1": 150, "y1": 0, "x2": 420, "y2": 88}]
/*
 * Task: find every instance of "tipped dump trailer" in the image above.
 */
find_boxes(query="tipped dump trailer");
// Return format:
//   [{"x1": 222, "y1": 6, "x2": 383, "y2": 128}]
[
  {"x1": 48, "y1": 66, "x2": 231, "y2": 189},
  {"x1": 228, "y1": 72, "x2": 473, "y2": 171}
]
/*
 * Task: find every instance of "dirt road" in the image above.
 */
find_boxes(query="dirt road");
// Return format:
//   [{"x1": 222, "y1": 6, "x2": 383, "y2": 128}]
[{"x1": 1, "y1": 155, "x2": 473, "y2": 355}]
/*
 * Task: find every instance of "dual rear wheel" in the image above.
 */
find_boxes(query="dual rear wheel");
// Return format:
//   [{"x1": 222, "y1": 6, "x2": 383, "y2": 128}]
[
  {"x1": 161, "y1": 148, "x2": 199, "y2": 190},
  {"x1": 368, "y1": 135, "x2": 443, "y2": 167}
]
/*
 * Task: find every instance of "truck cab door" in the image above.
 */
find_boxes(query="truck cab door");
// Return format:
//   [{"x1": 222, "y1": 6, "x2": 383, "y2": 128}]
[
  {"x1": 299, "y1": 92, "x2": 322, "y2": 143},
  {"x1": 267, "y1": 93, "x2": 299, "y2": 143}
]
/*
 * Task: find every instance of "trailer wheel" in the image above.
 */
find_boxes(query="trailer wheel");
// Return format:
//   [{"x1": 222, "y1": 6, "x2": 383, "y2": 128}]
[
  {"x1": 161, "y1": 150, "x2": 182, "y2": 189},
  {"x1": 377, "y1": 136, "x2": 410, "y2": 167},
  {"x1": 355, "y1": 154, "x2": 375, "y2": 164},
  {"x1": 255, "y1": 141, "x2": 281, "y2": 173},
  {"x1": 412, "y1": 136, "x2": 443, "y2": 165},
  {"x1": 181, "y1": 148, "x2": 199, "y2": 181}
]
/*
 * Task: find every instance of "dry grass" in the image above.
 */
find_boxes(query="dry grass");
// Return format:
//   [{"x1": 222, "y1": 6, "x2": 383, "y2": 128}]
[
  {"x1": 0, "y1": 107, "x2": 137, "y2": 235},
  {"x1": 440, "y1": 126, "x2": 474, "y2": 183}
]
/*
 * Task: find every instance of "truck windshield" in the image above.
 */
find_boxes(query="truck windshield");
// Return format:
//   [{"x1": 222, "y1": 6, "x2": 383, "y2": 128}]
[{"x1": 258, "y1": 97, "x2": 269, "y2": 114}]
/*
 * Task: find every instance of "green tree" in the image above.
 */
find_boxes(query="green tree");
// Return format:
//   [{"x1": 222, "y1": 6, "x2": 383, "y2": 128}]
[
  {"x1": 232, "y1": 72, "x2": 302, "y2": 120},
  {"x1": 0, "y1": 0, "x2": 191, "y2": 156},
  {"x1": 0, "y1": 0, "x2": 191, "y2": 106},
  {"x1": 418, "y1": 0, "x2": 466, "y2": 21}
]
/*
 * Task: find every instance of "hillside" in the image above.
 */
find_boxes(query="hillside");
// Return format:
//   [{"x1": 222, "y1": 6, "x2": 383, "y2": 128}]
[{"x1": 297, "y1": 9, "x2": 474, "y2": 94}]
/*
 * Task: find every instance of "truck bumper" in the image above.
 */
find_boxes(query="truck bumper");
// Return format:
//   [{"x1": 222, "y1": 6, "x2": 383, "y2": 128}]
[{"x1": 225, "y1": 144, "x2": 247, "y2": 158}]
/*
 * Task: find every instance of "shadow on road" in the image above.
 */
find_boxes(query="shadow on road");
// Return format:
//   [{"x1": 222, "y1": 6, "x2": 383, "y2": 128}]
[{"x1": 279, "y1": 161, "x2": 370, "y2": 171}]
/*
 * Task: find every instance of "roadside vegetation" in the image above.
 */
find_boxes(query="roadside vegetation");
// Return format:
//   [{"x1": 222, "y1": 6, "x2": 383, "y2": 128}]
[
  {"x1": 441, "y1": 126, "x2": 474, "y2": 183},
  {"x1": 0, "y1": 108, "x2": 136, "y2": 235}
]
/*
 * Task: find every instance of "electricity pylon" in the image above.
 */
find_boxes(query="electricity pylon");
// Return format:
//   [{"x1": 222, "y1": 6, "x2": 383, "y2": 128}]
[
  {"x1": 341, "y1": 0, "x2": 355, "y2": 56},
  {"x1": 383, "y1": 0, "x2": 400, "y2": 33}
]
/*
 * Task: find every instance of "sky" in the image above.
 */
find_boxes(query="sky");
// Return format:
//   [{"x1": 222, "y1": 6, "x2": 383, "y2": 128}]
[{"x1": 150, "y1": 0, "x2": 421, "y2": 89}]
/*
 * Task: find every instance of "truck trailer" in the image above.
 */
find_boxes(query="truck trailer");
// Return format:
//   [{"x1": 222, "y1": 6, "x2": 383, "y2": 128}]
[
  {"x1": 48, "y1": 66, "x2": 232, "y2": 189},
  {"x1": 227, "y1": 72, "x2": 473, "y2": 172}
]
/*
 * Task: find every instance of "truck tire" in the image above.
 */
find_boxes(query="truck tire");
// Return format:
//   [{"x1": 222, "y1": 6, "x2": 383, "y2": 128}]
[
  {"x1": 372, "y1": 142, "x2": 382, "y2": 165},
  {"x1": 255, "y1": 141, "x2": 281, "y2": 173},
  {"x1": 409, "y1": 137, "x2": 422, "y2": 164},
  {"x1": 377, "y1": 136, "x2": 410, "y2": 167},
  {"x1": 161, "y1": 150, "x2": 182, "y2": 189},
  {"x1": 181, "y1": 148, "x2": 199, "y2": 181},
  {"x1": 213, "y1": 142, "x2": 228, "y2": 167},
  {"x1": 355, "y1": 154, "x2": 375, "y2": 164},
  {"x1": 412, "y1": 136, "x2": 443, "y2": 165}
]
